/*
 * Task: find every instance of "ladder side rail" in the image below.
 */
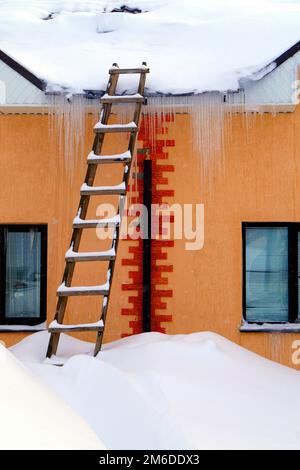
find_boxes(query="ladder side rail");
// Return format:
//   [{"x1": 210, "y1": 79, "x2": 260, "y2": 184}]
[
  {"x1": 46, "y1": 69, "x2": 120, "y2": 358},
  {"x1": 94, "y1": 68, "x2": 147, "y2": 355}
]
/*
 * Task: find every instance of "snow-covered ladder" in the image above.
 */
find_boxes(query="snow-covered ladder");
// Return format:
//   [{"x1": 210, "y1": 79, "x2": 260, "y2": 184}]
[{"x1": 46, "y1": 63, "x2": 149, "y2": 359}]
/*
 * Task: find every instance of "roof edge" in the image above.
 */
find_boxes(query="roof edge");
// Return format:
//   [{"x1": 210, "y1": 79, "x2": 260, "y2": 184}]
[
  {"x1": 273, "y1": 40, "x2": 300, "y2": 68},
  {"x1": 251, "y1": 39, "x2": 300, "y2": 82},
  {"x1": 0, "y1": 49, "x2": 46, "y2": 91}
]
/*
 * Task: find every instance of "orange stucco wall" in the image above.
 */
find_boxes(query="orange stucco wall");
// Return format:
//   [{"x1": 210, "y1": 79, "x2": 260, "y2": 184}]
[{"x1": 1, "y1": 106, "x2": 300, "y2": 370}]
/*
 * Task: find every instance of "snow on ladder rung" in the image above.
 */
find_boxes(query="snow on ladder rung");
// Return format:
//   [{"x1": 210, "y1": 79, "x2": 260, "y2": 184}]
[
  {"x1": 65, "y1": 247, "x2": 116, "y2": 262},
  {"x1": 73, "y1": 214, "x2": 120, "y2": 229},
  {"x1": 101, "y1": 93, "x2": 144, "y2": 104},
  {"x1": 87, "y1": 150, "x2": 131, "y2": 164},
  {"x1": 57, "y1": 282, "x2": 109, "y2": 297},
  {"x1": 80, "y1": 182, "x2": 126, "y2": 196},
  {"x1": 94, "y1": 121, "x2": 137, "y2": 134},
  {"x1": 109, "y1": 66, "x2": 149, "y2": 75},
  {"x1": 48, "y1": 319, "x2": 104, "y2": 333}
]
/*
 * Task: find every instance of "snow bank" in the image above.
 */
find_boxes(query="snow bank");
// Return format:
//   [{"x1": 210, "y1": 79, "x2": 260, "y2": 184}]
[
  {"x1": 0, "y1": 342, "x2": 104, "y2": 449},
  {"x1": 10, "y1": 330, "x2": 300, "y2": 449},
  {"x1": 1, "y1": 1, "x2": 300, "y2": 94}
]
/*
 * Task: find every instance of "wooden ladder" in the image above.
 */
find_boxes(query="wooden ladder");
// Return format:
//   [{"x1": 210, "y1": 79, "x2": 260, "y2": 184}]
[{"x1": 46, "y1": 63, "x2": 149, "y2": 359}]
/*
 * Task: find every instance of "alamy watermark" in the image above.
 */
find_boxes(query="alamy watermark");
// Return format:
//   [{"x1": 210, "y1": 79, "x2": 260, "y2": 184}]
[
  {"x1": 95, "y1": 201, "x2": 204, "y2": 251},
  {"x1": 292, "y1": 340, "x2": 300, "y2": 365}
]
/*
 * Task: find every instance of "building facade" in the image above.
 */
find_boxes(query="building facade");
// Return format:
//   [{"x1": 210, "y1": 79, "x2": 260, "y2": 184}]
[{"x1": 1, "y1": 47, "x2": 300, "y2": 369}]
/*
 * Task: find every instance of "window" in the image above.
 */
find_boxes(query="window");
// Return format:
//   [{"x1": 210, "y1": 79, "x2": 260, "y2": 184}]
[
  {"x1": 0, "y1": 225, "x2": 47, "y2": 326},
  {"x1": 243, "y1": 223, "x2": 300, "y2": 324}
]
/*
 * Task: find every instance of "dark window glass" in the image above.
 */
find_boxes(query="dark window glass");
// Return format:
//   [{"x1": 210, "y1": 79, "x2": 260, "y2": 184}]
[
  {"x1": 243, "y1": 223, "x2": 300, "y2": 324},
  {"x1": 245, "y1": 227, "x2": 288, "y2": 322},
  {"x1": 0, "y1": 225, "x2": 47, "y2": 325}
]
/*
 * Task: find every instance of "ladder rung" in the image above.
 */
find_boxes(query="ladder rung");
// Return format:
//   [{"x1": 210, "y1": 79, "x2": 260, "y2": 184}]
[
  {"x1": 65, "y1": 248, "x2": 115, "y2": 262},
  {"x1": 73, "y1": 214, "x2": 120, "y2": 229},
  {"x1": 94, "y1": 121, "x2": 137, "y2": 134},
  {"x1": 80, "y1": 182, "x2": 126, "y2": 196},
  {"x1": 87, "y1": 150, "x2": 131, "y2": 165},
  {"x1": 48, "y1": 319, "x2": 104, "y2": 333},
  {"x1": 101, "y1": 93, "x2": 144, "y2": 104},
  {"x1": 46, "y1": 61, "x2": 149, "y2": 360},
  {"x1": 109, "y1": 67, "x2": 149, "y2": 75},
  {"x1": 57, "y1": 282, "x2": 109, "y2": 297}
]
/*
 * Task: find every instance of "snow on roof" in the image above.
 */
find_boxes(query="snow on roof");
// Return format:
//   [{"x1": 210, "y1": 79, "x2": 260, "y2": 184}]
[
  {"x1": 1, "y1": 0, "x2": 300, "y2": 95},
  {"x1": 10, "y1": 330, "x2": 300, "y2": 449},
  {"x1": 0, "y1": 342, "x2": 104, "y2": 449}
]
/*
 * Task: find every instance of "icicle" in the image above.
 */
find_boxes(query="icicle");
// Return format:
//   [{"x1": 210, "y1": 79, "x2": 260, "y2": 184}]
[
  {"x1": 48, "y1": 93, "x2": 99, "y2": 178},
  {"x1": 141, "y1": 94, "x2": 230, "y2": 188},
  {"x1": 47, "y1": 90, "x2": 262, "y2": 195}
]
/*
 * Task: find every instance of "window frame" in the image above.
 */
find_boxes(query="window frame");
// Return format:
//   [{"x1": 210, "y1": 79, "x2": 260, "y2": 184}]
[
  {"x1": 0, "y1": 224, "x2": 47, "y2": 326},
  {"x1": 242, "y1": 222, "x2": 300, "y2": 324}
]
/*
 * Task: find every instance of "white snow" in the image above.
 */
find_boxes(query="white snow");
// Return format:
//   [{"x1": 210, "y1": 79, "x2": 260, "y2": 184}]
[
  {"x1": 0, "y1": 322, "x2": 46, "y2": 331},
  {"x1": 101, "y1": 92, "x2": 143, "y2": 100},
  {"x1": 49, "y1": 319, "x2": 104, "y2": 329},
  {"x1": 65, "y1": 246, "x2": 116, "y2": 258},
  {"x1": 0, "y1": 341, "x2": 104, "y2": 449},
  {"x1": 94, "y1": 121, "x2": 137, "y2": 130},
  {"x1": 57, "y1": 281, "x2": 110, "y2": 294},
  {"x1": 81, "y1": 182, "x2": 126, "y2": 192},
  {"x1": 87, "y1": 150, "x2": 131, "y2": 162},
  {"x1": 7, "y1": 330, "x2": 300, "y2": 450},
  {"x1": 73, "y1": 214, "x2": 120, "y2": 226},
  {"x1": 240, "y1": 321, "x2": 300, "y2": 332},
  {"x1": 2, "y1": 1, "x2": 300, "y2": 94}
]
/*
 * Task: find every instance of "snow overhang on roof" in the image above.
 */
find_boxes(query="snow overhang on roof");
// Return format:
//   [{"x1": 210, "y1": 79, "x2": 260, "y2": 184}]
[
  {"x1": 1, "y1": 40, "x2": 299, "y2": 104},
  {"x1": 2, "y1": 1, "x2": 300, "y2": 100},
  {"x1": 243, "y1": 39, "x2": 300, "y2": 84}
]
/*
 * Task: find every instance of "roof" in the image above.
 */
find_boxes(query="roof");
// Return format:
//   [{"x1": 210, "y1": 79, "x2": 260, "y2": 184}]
[
  {"x1": 2, "y1": 1, "x2": 300, "y2": 96},
  {"x1": 0, "y1": 49, "x2": 46, "y2": 91},
  {"x1": 273, "y1": 40, "x2": 300, "y2": 70}
]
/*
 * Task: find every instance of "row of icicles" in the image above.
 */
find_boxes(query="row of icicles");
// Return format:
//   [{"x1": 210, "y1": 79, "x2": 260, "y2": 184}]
[{"x1": 48, "y1": 91, "x2": 272, "y2": 187}]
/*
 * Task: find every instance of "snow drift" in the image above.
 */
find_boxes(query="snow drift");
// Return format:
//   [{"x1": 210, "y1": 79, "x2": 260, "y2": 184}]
[
  {"x1": 0, "y1": 342, "x2": 104, "y2": 449},
  {"x1": 10, "y1": 330, "x2": 300, "y2": 450},
  {"x1": 1, "y1": 1, "x2": 300, "y2": 93}
]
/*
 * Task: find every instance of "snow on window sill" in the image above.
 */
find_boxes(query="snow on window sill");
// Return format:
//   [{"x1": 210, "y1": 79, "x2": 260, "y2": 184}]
[
  {"x1": 0, "y1": 322, "x2": 47, "y2": 332},
  {"x1": 240, "y1": 322, "x2": 300, "y2": 333}
]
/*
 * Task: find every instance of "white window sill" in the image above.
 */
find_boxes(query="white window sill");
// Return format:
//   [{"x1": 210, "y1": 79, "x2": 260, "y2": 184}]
[
  {"x1": 240, "y1": 322, "x2": 300, "y2": 333},
  {"x1": 0, "y1": 322, "x2": 47, "y2": 332}
]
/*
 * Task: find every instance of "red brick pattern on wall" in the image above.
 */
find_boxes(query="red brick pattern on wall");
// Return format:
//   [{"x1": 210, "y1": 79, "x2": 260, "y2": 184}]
[{"x1": 121, "y1": 114, "x2": 175, "y2": 336}]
